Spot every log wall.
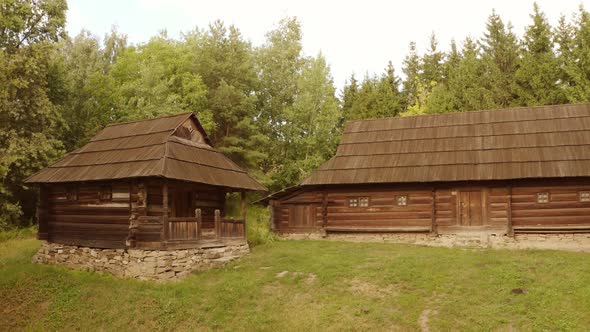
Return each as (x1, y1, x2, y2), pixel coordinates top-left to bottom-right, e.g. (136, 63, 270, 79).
(46, 181, 131, 248)
(271, 179, 590, 235)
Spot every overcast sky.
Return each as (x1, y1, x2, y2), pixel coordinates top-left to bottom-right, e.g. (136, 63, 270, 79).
(67, 0, 583, 90)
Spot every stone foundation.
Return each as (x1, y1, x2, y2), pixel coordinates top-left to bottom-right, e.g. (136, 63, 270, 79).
(279, 232, 590, 252)
(33, 241, 250, 281)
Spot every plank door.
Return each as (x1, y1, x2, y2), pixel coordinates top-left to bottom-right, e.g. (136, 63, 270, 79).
(458, 191, 483, 226)
(289, 205, 317, 228)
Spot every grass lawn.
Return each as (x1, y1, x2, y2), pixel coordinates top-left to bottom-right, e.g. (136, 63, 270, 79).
(2, 237, 590, 331)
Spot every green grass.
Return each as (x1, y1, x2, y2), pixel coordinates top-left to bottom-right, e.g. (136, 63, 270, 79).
(2, 236, 590, 331)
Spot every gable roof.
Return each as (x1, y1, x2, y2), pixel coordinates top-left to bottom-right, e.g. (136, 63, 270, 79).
(301, 103, 590, 185)
(26, 112, 267, 191)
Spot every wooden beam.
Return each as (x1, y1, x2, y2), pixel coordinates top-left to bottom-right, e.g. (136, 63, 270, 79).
(195, 208, 202, 240)
(507, 185, 514, 236)
(37, 185, 49, 240)
(322, 191, 328, 228)
(162, 180, 169, 243)
(269, 200, 275, 231)
(241, 191, 247, 239)
(430, 187, 436, 235)
(214, 209, 221, 239)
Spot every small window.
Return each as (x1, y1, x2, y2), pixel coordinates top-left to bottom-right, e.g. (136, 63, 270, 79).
(536, 192, 549, 204)
(66, 187, 78, 201)
(580, 191, 590, 202)
(348, 198, 358, 207)
(396, 195, 408, 206)
(99, 185, 112, 202)
(359, 197, 369, 207)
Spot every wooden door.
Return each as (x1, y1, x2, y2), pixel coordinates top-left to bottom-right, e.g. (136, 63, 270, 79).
(289, 205, 316, 228)
(458, 191, 483, 226)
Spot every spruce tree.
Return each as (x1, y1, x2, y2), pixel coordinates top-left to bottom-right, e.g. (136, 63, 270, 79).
(401, 41, 421, 110)
(513, 3, 565, 106)
(480, 10, 520, 107)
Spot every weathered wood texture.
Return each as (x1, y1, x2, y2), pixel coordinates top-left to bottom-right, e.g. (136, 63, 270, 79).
(511, 182, 590, 231)
(43, 179, 232, 249)
(46, 181, 131, 248)
(272, 179, 590, 235)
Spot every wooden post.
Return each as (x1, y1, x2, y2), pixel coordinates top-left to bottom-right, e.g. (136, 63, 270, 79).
(430, 188, 437, 235)
(240, 191, 247, 239)
(507, 185, 514, 236)
(214, 209, 221, 239)
(162, 180, 169, 244)
(268, 201, 275, 231)
(195, 208, 202, 240)
(37, 185, 49, 240)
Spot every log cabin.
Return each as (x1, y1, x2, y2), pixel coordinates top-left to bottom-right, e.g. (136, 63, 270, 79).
(25, 112, 266, 250)
(259, 104, 590, 240)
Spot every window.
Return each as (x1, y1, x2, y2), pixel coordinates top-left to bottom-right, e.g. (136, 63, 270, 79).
(359, 197, 369, 207)
(580, 191, 590, 202)
(66, 187, 78, 201)
(348, 198, 358, 207)
(396, 195, 408, 206)
(99, 185, 112, 202)
(536, 192, 549, 204)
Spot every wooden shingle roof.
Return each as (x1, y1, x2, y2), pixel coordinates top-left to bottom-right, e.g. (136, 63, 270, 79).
(302, 103, 590, 185)
(26, 112, 267, 191)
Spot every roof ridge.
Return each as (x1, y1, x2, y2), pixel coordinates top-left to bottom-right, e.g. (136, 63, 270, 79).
(105, 112, 193, 127)
(344, 103, 590, 126)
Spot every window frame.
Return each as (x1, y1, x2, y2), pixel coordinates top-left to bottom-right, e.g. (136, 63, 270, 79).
(579, 191, 590, 202)
(396, 195, 408, 206)
(348, 197, 359, 208)
(359, 196, 370, 207)
(99, 185, 112, 202)
(536, 192, 550, 204)
(66, 186, 78, 201)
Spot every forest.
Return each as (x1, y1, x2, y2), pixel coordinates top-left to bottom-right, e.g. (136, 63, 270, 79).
(1, 0, 590, 229)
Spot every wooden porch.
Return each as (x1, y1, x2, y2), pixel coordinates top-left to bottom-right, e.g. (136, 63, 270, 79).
(128, 180, 248, 250)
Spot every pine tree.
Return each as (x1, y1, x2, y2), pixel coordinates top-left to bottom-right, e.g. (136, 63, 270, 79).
(513, 3, 565, 106)
(401, 41, 421, 110)
(563, 6, 590, 102)
(480, 10, 520, 107)
(421, 32, 445, 90)
(555, 15, 575, 91)
(340, 74, 359, 124)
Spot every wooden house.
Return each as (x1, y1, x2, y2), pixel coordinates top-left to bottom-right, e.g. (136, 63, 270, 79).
(260, 104, 590, 237)
(26, 112, 266, 250)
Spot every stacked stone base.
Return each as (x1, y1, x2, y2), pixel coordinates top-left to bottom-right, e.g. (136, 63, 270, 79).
(280, 232, 590, 252)
(33, 241, 250, 281)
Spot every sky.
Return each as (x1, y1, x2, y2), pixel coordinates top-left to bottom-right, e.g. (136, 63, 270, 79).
(66, 0, 584, 90)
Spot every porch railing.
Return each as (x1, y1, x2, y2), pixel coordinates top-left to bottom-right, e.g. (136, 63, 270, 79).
(167, 209, 202, 241)
(214, 210, 246, 239)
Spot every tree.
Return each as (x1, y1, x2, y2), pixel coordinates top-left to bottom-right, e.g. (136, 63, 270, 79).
(255, 17, 306, 187)
(562, 6, 590, 103)
(110, 32, 208, 121)
(480, 10, 520, 107)
(274, 54, 341, 187)
(184, 21, 267, 170)
(421, 32, 445, 90)
(0, 0, 68, 228)
(57, 29, 125, 150)
(340, 74, 359, 125)
(401, 41, 420, 110)
(513, 3, 565, 106)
